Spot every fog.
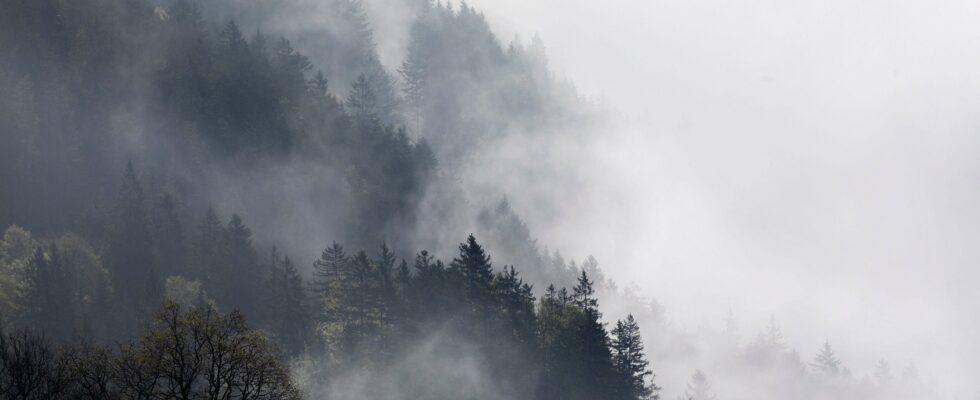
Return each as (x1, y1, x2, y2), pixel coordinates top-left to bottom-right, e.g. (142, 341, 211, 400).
(455, 0, 980, 396)
(1, 0, 975, 397)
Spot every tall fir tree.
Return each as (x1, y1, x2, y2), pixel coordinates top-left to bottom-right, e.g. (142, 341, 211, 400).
(810, 340, 842, 378)
(681, 369, 716, 400)
(612, 315, 658, 400)
(223, 214, 261, 315)
(449, 235, 495, 312)
(266, 247, 309, 355)
(105, 162, 154, 333)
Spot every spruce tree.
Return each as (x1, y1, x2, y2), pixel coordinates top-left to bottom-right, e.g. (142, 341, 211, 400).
(810, 340, 842, 377)
(346, 74, 379, 123)
(192, 207, 225, 288)
(450, 235, 495, 307)
(150, 193, 185, 278)
(573, 270, 598, 312)
(612, 315, 658, 400)
(310, 242, 347, 303)
(681, 369, 716, 400)
(266, 247, 309, 355)
(105, 162, 153, 330)
(223, 214, 261, 315)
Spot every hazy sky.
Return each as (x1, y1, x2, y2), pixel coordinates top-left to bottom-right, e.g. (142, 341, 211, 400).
(459, 0, 980, 394)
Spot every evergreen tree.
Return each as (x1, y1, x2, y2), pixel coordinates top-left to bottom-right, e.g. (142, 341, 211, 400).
(223, 213, 261, 314)
(612, 315, 658, 400)
(810, 340, 842, 378)
(310, 242, 347, 306)
(449, 235, 495, 311)
(149, 193, 185, 278)
(680, 369, 716, 400)
(573, 270, 598, 312)
(266, 247, 309, 355)
(577, 304, 616, 399)
(192, 207, 226, 289)
(346, 73, 379, 124)
(105, 162, 153, 305)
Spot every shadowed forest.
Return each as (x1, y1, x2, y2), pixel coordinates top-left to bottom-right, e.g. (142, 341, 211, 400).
(0, 0, 943, 399)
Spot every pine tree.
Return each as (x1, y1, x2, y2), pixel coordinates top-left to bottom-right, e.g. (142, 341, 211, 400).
(223, 214, 261, 315)
(449, 235, 495, 316)
(310, 242, 347, 303)
(150, 193, 185, 278)
(578, 305, 616, 399)
(612, 315, 658, 400)
(192, 207, 225, 288)
(375, 244, 398, 355)
(810, 340, 842, 377)
(572, 270, 598, 312)
(346, 73, 379, 124)
(680, 369, 716, 400)
(266, 247, 309, 355)
(105, 162, 153, 323)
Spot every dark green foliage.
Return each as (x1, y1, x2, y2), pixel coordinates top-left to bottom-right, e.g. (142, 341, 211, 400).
(265, 249, 310, 356)
(24, 246, 75, 341)
(105, 163, 154, 311)
(0, 0, 658, 398)
(150, 193, 186, 278)
(612, 315, 658, 400)
(223, 214, 262, 314)
(536, 271, 625, 400)
(450, 234, 496, 316)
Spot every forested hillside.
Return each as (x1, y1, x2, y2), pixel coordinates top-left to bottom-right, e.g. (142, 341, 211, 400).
(0, 0, 939, 399)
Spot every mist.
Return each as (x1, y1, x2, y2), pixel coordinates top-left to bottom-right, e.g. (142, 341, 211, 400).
(0, 0, 974, 398)
(461, 0, 980, 396)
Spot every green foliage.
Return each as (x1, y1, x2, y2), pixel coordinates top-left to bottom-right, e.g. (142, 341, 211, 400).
(265, 248, 309, 356)
(0, 226, 34, 324)
(612, 315, 658, 400)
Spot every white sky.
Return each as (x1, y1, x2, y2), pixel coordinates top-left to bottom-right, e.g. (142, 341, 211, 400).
(464, 0, 980, 395)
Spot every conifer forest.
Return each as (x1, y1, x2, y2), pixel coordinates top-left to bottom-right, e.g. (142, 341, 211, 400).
(0, 0, 971, 399)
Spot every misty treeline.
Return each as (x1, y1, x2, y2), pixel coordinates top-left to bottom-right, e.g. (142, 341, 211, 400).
(0, 0, 939, 399)
(0, 219, 656, 399)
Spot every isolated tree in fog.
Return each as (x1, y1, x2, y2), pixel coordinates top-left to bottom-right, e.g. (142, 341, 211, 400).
(681, 369, 716, 400)
(573, 270, 599, 312)
(810, 340, 842, 377)
(874, 359, 893, 386)
(612, 314, 658, 400)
